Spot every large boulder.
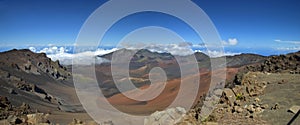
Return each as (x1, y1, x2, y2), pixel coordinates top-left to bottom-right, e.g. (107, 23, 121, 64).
(144, 107, 186, 125)
(222, 88, 236, 106)
(288, 105, 300, 114)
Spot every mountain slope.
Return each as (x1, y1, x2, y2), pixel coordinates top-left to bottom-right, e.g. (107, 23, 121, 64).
(0, 49, 81, 114)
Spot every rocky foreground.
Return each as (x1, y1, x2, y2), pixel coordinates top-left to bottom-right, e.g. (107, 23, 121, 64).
(145, 51, 300, 125)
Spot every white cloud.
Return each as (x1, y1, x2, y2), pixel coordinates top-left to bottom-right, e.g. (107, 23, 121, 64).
(119, 42, 194, 56)
(29, 47, 36, 52)
(222, 38, 238, 46)
(28, 46, 118, 65)
(275, 39, 300, 52)
(192, 43, 205, 48)
(276, 47, 300, 51)
(120, 43, 239, 57)
(274, 39, 300, 44)
(195, 50, 240, 57)
(274, 39, 281, 42)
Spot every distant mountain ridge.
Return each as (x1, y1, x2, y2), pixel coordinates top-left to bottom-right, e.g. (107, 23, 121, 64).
(99, 48, 266, 68)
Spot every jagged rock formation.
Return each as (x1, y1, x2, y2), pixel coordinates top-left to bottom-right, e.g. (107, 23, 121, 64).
(246, 51, 300, 73)
(228, 51, 300, 88)
(0, 96, 32, 120)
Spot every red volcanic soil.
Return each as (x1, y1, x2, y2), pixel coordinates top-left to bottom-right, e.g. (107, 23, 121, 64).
(106, 68, 239, 115)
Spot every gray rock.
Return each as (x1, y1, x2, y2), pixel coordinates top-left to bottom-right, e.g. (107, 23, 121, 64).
(255, 107, 263, 113)
(70, 118, 83, 125)
(234, 106, 243, 113)
(223, 88, 236, 106)
(213, 89, 223, 96)
(27, 113, 50, 124)
(247, 105, 255, 113)
(7, 115, 23, 124)
(144, 107, 186, 125)
(288, 105, 300, 114)
(254, 97, 260, 102)
(260, 104, 269, 109)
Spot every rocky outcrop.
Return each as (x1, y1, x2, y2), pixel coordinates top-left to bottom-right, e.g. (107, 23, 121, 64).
(144, 107, 187, 125)
(2, 113, 51, 125)
(0, 96, 52, 124)
(246, 51, 300, 73)
(183, 65, 300, 124)
(229, 51, 300, 88)
(0, 96, 32, 120)
(178, 72, 271, 124)
(26, 113, 51, 124)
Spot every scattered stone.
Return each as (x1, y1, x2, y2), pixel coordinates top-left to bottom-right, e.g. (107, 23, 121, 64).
(254, 97, 260, 103)
(288, 105, 300, 114)
(260, 104, 269, 109)
(70, 118, 84, 125)
(255, 107, 263, 113)
(253, 103, 260, 108)
(271, 103, 280, 110)
(234, 100, 242, 106)
(247, 105, 255, 113)
(234, 106, 243, 113)
(20, 102, 30, 111)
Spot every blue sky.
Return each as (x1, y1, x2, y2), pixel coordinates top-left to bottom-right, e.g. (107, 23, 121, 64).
(0, 0, 299, 55)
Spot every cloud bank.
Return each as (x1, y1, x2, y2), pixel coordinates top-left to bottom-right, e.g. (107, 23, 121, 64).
(275, 39, 300, 44)
(275, 39, 300, 52)
(119, 42, 194, 56)
(28, 43, 240, 65)
(29, 45, 118, 65)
